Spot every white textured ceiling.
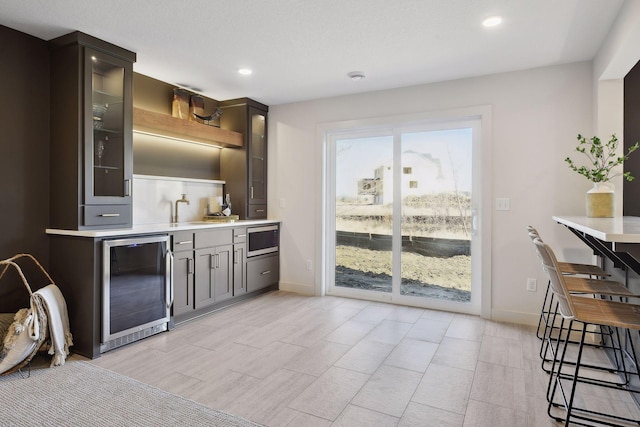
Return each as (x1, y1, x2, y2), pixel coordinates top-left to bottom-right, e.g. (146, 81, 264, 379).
(0, 0, 625, 105)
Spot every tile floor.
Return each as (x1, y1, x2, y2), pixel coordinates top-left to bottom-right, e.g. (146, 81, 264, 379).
(88, 291, 640, 426)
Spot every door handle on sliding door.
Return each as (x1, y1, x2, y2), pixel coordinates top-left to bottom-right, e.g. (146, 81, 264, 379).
(471, 208, 478, 236)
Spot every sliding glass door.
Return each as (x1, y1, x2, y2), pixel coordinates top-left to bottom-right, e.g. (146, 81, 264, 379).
(327, 119, 480, 313)
(399, 128, 472, 303)
(335, 134, 394, 295)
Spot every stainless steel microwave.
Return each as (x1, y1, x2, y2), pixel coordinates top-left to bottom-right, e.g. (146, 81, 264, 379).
(247, 225, 279, 257)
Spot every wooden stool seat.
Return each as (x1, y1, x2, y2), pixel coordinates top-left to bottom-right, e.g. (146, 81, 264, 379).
(564, 276, 636, 297)
(570, 294, 640, 330)
(557, 262, 608, 277)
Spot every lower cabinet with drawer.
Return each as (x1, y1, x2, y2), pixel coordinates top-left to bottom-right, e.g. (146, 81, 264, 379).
(233, 229, 248, 296)
(172, 231, 195, 317)
(247, 253, 279, 293)
(172, 225, 277, 323)
(195, 229, 234, 309)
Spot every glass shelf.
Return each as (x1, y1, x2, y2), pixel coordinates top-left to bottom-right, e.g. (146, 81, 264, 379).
(93, 89, 123, 105)
(93, 126, 120, 135)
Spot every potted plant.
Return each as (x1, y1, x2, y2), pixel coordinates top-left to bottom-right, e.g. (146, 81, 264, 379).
(565, 134, 639, 217)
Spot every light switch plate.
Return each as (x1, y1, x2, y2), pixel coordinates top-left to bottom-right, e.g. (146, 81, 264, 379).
(496, 198, 510, 211)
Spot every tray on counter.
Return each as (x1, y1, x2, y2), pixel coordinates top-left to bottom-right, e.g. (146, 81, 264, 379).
(202, 215, 240, 223)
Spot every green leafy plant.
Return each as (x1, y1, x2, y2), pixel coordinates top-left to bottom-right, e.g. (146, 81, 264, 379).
(565, 134, 639, 183)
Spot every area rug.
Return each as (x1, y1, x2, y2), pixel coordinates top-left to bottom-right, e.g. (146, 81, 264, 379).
(0, 359, 263, 426)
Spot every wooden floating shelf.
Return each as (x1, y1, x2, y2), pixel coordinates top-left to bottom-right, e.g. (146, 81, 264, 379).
(133, 107, 243, 148)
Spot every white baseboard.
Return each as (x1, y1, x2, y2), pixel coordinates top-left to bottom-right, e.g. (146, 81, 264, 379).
(278, 281, 316, 296)
(490, 309, 539, 326)
(276, 286, 542, 327)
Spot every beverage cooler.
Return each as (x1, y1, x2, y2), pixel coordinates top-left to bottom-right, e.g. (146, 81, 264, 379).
(101, 234, 172, 353)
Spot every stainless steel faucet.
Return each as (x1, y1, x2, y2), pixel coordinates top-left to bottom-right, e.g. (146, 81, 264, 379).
(173, 194, 190, 223)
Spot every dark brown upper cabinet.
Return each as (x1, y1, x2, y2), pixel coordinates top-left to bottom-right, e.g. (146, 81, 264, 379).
(220, 98, 269, 219)
(49, 32, 136, 229)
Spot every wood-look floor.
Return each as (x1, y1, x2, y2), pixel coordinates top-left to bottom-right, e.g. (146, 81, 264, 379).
(87, 291, 640, 426)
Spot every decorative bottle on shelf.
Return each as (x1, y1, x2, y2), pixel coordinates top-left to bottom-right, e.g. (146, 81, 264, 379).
(189, 94, 205, 123)
(221, 194, 232, 216)
(172, 88, 190, 120)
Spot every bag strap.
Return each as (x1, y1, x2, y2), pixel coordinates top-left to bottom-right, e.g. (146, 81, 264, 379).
(0, 253, 56, 293)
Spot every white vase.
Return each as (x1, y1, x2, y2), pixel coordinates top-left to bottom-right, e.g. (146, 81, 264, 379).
(586, 182, 614, 218)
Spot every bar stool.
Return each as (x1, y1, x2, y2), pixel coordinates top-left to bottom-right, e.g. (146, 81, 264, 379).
(534, 238, 640, 426)
(528, 229, 637, 372)
(527, 226, 608, 278)
(527, 226, 609, 341)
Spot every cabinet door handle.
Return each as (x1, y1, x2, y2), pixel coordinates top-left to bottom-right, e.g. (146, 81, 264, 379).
(209, 254, 220, 270)
(187, 258, 193, 275)
(250, 187, 254, 199)
(234, 250, 238, 264)
(255, 209, 265, 213)
(166, 249, 174, 309)
(235, 234, 246, 238)
(210, 254, 215, 269)
(175, 240, 193, 246)
(124, 179, 131, 197)
(99, 213, 120, 217)
(261, 270, 271, 275)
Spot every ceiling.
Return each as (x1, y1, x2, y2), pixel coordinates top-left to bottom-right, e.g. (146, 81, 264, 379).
(0, 0, 626, 106)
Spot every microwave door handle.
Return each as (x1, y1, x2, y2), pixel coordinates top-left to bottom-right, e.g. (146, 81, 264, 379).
(166, 249, 174, 309)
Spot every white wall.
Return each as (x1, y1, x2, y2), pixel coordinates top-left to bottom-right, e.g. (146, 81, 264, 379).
(593, 0, 640, 82)
(269, 61, 596, 324)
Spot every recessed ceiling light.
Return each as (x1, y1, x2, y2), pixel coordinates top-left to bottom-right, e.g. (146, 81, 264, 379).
(482, 16, 503, 27)
(347, 71, 366, 81)
(238, 68, 252, 75)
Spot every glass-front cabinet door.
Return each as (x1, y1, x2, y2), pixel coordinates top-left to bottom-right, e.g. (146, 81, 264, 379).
(50, 32, 135, 230)
(84, 47, 132, 205)
(249, 106, 267, 205)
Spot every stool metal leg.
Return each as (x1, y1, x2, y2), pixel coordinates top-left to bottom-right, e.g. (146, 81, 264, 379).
(547, 320, 640, 426)
(537, 279, 552, 340)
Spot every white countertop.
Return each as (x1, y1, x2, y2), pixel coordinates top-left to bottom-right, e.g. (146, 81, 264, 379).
(552, 216, 640, 243)
(46, 219, 280, 238)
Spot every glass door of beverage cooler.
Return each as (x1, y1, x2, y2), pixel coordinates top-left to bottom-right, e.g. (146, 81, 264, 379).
(84, 47, 132, 205)
(102, 235, 171, 351)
